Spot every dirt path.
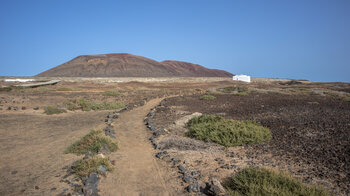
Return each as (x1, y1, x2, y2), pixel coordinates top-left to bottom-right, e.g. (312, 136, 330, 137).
(99, 98, 172, 196)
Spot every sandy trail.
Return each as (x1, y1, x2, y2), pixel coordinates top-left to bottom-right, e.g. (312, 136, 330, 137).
(99, 98, 172, 196)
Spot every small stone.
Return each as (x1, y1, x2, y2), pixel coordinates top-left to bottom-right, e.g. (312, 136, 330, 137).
(208, 177, 227, 196)
(7, 106, 11, 110)
(83, 151, 93, 159)
(11, 170, 17, 174)
(21, 106, 26, 110)
(98, 144, 111, 155)
(97, 165, 107, 175)
(13, 106, 18, 111)
(83, 172, 99, 196)
(178, 164, 187, 174)
(187, 181, 200, 192)
(105, 118, 112, 124)
(35, 186, 39, 190)
(33, 106, 39, 110)
(155, 151, 168, 159)
(153, 129, 166, 137)
(50, 187, 57, 191)
(215, 158, 225, 164)
(112, 113, 119, 119)
(183, 175, 194, 183)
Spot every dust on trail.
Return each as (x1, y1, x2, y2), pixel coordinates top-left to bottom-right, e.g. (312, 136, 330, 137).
(99, 98, 172, 196)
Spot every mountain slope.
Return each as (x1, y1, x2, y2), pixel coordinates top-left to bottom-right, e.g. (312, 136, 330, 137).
(36, 53, 233, 77)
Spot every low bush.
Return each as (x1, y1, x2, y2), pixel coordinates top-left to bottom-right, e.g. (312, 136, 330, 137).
(44, 106, 67, 115)
(221, 86, 248, 94)
(102, 90, 122, 97)
(56, 88, 81, 92)
(224, 167, 330, 196)
(200, 95, 216, 100)
(186, 115, 271, 147)
(65, 130, 118, 155)
(64, 99, 124, 111)
(344, 97, 350, 102)
(72, 156, 113, 177)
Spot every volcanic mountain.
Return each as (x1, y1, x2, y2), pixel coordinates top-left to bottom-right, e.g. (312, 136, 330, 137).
(36, 53, 233, 77)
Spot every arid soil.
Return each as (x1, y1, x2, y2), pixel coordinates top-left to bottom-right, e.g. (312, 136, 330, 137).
(150, 92, 350, 195)
(99, 98, 175, 196)
(0, 77, 349, 195)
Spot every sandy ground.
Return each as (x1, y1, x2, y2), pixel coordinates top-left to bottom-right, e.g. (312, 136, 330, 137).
(99, 98, 175, 196)
(0, 110, 107, 195)
(0, 77, 349, 195)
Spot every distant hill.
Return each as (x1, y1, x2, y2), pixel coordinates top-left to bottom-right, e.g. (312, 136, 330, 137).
(36, 53, 233, 77)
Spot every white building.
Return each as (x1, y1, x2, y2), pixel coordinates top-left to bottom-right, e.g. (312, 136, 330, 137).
(232, 75, 251, 83)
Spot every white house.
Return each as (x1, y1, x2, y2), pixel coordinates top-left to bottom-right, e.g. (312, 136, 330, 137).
(232, 75, 251, 83)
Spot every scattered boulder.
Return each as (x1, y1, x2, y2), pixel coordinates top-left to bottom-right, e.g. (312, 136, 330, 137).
(98, 144, 111, 155)
(104, 126, 116, 138)
(33, 106, 39, 110)
(7, 106, 11, 110)
(178, 164, 187, 174)
(173, 112, 202, 128)
(183, 174, 194, 183)
(187, 181, 200, 192)
(97, 165, 107, 176)
(153, 128, 166, 137)
(83, 152, 93, 160)
(207, 177, 228, 196)
(83, 172, 99, 196)
(21, 106, 26, 110)
(155, 151, 168, 159)
(13, 106, 18, 111)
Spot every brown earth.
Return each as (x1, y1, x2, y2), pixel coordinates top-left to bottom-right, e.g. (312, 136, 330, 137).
(0, 78, 349, 195)
(36, 53, 233, 77)
(150, 92, 350, 195)
(99, 98, 177, 196)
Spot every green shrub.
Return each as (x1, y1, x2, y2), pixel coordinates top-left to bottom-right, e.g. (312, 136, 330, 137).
(102, 90, 122, 97)
(222, 86, 248, 93)
(65, 130, 118, 155)
(186, 115, 271, 147)
(344, 97, 350, 102)
(224, 167, 330, 196)
(200, 95, 216, 100)
(56, 88, 81, 92)
(44, 106, 67, 115)
(235, 91, 249, 96)
(0, 87, 12, 92)
(64, 99, 124, 111)
(72, 156, 113, 177)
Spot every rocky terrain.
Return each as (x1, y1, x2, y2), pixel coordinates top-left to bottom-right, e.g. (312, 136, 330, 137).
(0, 77, 349, 195)
(36, 53, 233, 77)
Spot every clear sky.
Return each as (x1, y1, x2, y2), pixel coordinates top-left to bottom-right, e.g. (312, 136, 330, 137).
(0, 0, 349, 82)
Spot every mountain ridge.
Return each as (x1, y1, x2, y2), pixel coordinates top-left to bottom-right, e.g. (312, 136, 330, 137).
(36, 53, 233, 77)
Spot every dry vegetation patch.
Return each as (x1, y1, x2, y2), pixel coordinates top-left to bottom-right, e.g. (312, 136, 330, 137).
(224, 167, 330, 196)
(102, 90, 122, 97)
(65, 130, 118, 155)
(186, 115, 271, 147)
(43, 105, 67, 115)
(200, 95, 216, 100)
(72, 156, 113, 177)
(64, 99, 124, 111)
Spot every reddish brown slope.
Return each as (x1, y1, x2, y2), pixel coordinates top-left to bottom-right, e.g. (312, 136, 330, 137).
(160, 60, 233, 77)
(36, 53, 233, 77)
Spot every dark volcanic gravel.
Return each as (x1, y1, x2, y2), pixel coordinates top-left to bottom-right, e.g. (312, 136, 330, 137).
(159, 93, 350, 194)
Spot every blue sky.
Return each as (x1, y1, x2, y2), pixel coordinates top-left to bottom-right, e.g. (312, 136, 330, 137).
(0, 0, 349, 82)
